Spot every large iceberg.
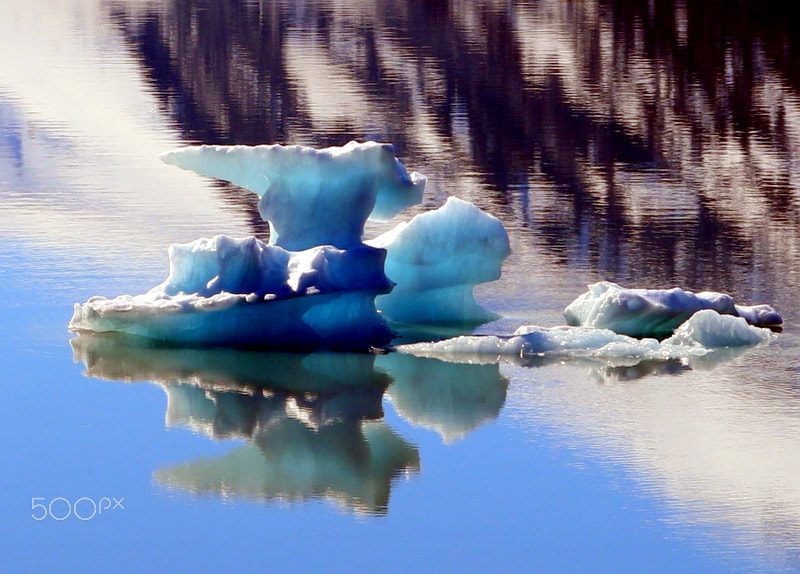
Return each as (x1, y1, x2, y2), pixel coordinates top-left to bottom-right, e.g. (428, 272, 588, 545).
(564, 281, 782, 339)
(70, 141, 515, 349)
(70, 141, 424, 349)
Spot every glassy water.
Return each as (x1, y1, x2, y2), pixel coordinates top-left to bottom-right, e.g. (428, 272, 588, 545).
(2, 0, 800, 572)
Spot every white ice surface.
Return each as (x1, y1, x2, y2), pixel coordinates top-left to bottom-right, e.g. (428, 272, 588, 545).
(564, 281, 782, 338)
(159, 141, 426, 250)
(369, 196, 511, 324)
(396, 310, 774, 363)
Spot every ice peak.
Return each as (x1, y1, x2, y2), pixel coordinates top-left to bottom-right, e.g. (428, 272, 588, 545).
(159, 141, 426, 250)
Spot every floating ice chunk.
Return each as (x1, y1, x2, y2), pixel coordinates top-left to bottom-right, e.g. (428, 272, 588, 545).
(564, 281, 782, 338)
(368, 197, 511, 325)
(69, 235, 393, 350)
(663, 309, 773, 349)
(159, 141, 426, 250)
(396, 310, 774, 363)
(733, 304, 784, 328)
(396, 326, 662, 362)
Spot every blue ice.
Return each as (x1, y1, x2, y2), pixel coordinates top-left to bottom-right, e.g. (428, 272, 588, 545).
(70, 141, 509, 350)
(70, 141, 781, 355)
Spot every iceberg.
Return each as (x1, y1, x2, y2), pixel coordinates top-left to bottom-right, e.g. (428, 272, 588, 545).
(369, 196, 511, 326)
(70, 141, 428, 350)
(69, 139, 781, 354)
(70, 140, 518, 349)
(396, 310, 775, 363)
(69, 235, 394, 350)
(564, 281, 782, 338)
(159, 141, 426, 251)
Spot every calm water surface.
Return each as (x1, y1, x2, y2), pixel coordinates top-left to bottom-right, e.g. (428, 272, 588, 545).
(2, 1, 800, 572)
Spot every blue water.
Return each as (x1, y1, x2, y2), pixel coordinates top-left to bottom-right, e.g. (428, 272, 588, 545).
(0, 241, 790, 573)
(3, 0, 800, 572)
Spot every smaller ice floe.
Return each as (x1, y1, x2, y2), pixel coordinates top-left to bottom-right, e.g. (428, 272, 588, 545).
(395, 310, 775, 363)
(564, 281, 782, 338)
(159, 141, 426, 251)
(368, 196, 511, 325)
(69, 235, 394, 350)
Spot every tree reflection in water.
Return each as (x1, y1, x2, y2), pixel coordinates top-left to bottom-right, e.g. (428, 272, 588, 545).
(109, 0, 800, 309)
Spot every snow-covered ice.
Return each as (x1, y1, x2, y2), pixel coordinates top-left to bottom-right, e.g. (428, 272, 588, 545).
(564, 281, 782, 338)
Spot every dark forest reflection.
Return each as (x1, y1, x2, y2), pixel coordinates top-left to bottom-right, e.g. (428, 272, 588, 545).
(109, 0, 800, 308)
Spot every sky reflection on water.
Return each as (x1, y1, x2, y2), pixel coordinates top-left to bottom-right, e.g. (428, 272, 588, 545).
(2, 0, 800, 572)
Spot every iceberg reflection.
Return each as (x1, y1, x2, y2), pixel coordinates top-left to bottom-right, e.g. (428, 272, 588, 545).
(156, 417, 418, 516)
(69, 326, 777, 524)
(377, 353, 509, 444)
(71, 331, 392, 395)
(70, 333, 512, 513)
(71, 333, 417, 515)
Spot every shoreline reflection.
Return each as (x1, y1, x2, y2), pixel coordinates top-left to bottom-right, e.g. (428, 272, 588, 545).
(501, 339, 800, 567)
